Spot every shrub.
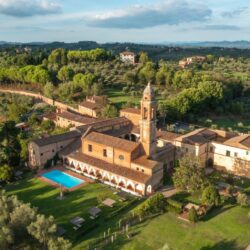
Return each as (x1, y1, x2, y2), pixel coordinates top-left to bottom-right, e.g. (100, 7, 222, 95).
(97, 193, 108, 204)
(237, 122, 244, 127)
(221, 195, 236, 204)
(211, 124, 218, 129)
(52, 153, 59, 165)
(225, 174, 235, 185)
(63, 189, 70, 196)
(188, 207, 198, 223)
(204, 119, 212, 127)
(44, 159, 53, 169)
(166, 204, 182, 214)
(135, 193, 166, 217)
(146, 193, 166, 213)
(236, 193, 249, 207)
(0, 165, 12, 182)
(166, 199, 183, 214)
(166, 199, 183, 210)
(201, 185, 221, 207)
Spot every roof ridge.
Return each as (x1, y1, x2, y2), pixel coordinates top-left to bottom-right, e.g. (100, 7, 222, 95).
(82, 126, 93, 138)
(237, 134, 250, 144)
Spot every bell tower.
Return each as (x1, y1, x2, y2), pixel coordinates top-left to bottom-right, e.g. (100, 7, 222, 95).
(139, 81, 157, 156)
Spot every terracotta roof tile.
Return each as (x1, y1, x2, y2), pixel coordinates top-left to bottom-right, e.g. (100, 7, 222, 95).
(79, 101, 103, 110)
(43, 112, 57, 121)
(175, 129, 217, 145)
(57, 111, 101, 125)
(131, 126, 140, 134)
(120, 51, 135, 56)
(132, 127, 179, 142)
(31, 117, 132, 148)
(84, 131, 139, 152)
(156, 131, 180, 141)
(120, 108, 141, 115)
(132, 155, 158, 169)
(223, 134, 250, 150)
(59, 138, 82, 157)
(32, 130, 81, 147)
(77, 117, 132, 134)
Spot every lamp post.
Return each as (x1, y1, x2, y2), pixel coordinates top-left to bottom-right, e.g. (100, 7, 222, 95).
(59, 184, 64, 200)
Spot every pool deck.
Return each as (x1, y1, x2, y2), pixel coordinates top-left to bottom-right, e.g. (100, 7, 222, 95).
(38, 167, 94, 191)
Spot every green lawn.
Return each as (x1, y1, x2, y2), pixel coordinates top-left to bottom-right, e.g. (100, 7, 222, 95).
(104, 87, 164, 110)
(198, 116, 250, 133)
(113, 205, 250, 250)
(5, 173, 140, 249)
(104, 88, 141, 109)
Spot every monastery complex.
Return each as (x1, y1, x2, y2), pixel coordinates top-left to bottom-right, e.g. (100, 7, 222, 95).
(29, 83, 250, 196)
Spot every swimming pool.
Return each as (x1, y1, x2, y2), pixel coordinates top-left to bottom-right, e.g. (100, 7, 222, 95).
(42, 170, 84, 189)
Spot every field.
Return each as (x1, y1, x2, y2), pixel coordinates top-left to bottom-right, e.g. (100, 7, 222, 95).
(115, 205, 250, 250)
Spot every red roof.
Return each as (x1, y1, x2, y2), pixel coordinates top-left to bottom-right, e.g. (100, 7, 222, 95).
(84, 131, 140, 152)
(79, 101, 103, 110)
(120, 108, 141, 115)
(120, 51, 135, 56)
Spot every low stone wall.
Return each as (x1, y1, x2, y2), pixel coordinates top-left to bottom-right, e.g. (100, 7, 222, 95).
(0, 88, 81, 115)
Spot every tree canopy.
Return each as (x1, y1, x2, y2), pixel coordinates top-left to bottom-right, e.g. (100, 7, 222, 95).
(201, 185, 221, 207)
(0, 121, 21, 167)
(173, 156, 209, 193)
(0, 191, 71, 250)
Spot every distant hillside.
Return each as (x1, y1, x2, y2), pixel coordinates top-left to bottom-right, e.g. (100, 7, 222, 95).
(1, 40, 250, 60)
(164, 41, 250, 48)
(2, 40, 250, 48)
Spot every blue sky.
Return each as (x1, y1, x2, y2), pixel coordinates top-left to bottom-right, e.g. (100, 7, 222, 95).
(0, 0, 249, 43)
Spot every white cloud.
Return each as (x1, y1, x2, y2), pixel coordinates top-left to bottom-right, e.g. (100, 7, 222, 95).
(0, 0, 61, 17)
(222, 7, 248, 18)
(86, 0, 212, 29)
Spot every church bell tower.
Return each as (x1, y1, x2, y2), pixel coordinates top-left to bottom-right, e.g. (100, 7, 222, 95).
(139, 81, 157, 156)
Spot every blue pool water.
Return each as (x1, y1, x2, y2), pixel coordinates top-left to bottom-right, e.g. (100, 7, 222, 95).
(42, 170, 84, 188)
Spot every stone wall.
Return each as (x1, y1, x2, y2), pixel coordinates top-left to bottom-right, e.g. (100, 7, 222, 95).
(0, 88, 82, 116)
